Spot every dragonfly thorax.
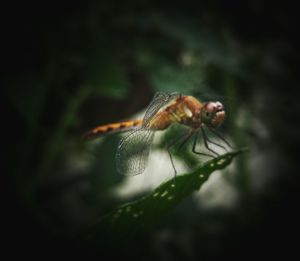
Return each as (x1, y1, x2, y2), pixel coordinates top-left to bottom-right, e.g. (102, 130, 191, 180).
(172, 95, 203, 128)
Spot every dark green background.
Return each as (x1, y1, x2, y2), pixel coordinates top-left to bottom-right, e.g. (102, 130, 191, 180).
(4, 1, 299, 259)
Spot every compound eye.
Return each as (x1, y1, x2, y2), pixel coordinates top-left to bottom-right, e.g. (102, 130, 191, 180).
(206, 101, 224, 112)
(205, 102, 216, 113)
(215, 101, 224, 110)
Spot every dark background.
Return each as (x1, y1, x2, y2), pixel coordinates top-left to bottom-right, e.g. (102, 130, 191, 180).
(4, 1, 299, 260)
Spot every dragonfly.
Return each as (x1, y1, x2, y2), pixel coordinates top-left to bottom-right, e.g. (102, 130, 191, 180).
(84, 92, 232, 178)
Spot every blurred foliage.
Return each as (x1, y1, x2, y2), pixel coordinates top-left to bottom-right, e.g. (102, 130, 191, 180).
(4, 0, 299, 259)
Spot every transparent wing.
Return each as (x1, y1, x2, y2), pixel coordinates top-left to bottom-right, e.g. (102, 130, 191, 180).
(116, 91, 180, 176)
(116, 127, 155, 176)
(143, 91, 180, 126)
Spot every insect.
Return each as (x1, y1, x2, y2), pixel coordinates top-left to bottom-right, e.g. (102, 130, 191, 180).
(84, 92, 232, 177)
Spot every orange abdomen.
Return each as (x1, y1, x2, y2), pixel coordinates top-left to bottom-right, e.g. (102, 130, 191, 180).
(84, 119, 143, 139)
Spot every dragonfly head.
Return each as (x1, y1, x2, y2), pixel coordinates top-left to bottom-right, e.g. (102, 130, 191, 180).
(201, 101, 225, 128)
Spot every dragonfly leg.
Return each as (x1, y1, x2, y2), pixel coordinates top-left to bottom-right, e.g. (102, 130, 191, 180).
(167, 150, 177, 183)
(192, 132, 215, 158)
(177, 130, 194, 152)
(203, 128, 228, 152)
(207, 127, 234, 149)
(167, 130, 194, 182)
(200, 127, 220, 157)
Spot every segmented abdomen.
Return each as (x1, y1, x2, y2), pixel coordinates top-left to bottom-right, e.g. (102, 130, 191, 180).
(84, 119, 143, 139)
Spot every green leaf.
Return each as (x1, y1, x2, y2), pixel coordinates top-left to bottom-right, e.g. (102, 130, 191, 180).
(83, 149, 247, 240)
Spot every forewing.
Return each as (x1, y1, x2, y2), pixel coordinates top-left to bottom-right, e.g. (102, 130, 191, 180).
(116, 92, 180, 176)
(116, 127, 155, 176)
(143, 92, 179, 127)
